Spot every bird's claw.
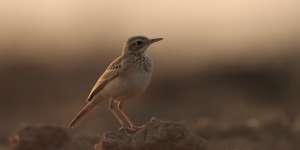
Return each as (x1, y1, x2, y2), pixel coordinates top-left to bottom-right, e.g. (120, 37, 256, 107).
(118, 125, 145, 133)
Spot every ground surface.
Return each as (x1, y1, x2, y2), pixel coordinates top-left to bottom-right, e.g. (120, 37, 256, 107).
(8, 117, 300, 150)
(1, 54, 300, 150)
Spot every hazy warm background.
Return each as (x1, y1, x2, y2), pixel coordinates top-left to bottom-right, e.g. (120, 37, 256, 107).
(1, 0, 300, 149)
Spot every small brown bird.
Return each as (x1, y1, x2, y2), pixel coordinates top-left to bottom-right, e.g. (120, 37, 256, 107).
(68, 36, 163, 131)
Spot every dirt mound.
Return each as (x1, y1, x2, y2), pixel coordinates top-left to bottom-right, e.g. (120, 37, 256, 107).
(9, 125, 98, 150)
(9, 119, 206, 150)
(96, 118, 207, 150)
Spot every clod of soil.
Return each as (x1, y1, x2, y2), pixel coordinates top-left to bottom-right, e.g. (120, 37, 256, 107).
(96, 118, 207, 150)
(9, 125, 98, 150)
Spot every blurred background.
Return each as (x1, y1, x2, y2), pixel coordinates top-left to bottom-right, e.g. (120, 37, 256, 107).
(1, 0, 300, 148)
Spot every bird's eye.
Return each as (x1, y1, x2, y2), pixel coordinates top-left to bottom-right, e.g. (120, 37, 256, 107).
(136, 41, 143, 45)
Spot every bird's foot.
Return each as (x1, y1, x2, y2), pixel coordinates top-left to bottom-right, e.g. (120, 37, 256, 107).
(118, 126, 128, 132)
(132, 124, 146, 131)
(118, 125, 145, 133)
(127, 125, 146, 133)
(118, 126, 136, 133)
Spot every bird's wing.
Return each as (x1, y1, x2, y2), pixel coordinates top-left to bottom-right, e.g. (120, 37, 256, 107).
(85, 56, 124, 102)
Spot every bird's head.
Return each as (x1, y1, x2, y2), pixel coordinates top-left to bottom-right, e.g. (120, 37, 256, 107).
(123, 36, 163, 55)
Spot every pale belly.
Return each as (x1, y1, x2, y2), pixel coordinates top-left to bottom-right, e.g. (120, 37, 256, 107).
(100, 69, 152, 100)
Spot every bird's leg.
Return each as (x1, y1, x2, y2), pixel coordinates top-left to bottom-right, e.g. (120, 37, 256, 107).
(116, 101, 145, 132)
(116, 101, 134, 129)
(108, 99, 129, 129)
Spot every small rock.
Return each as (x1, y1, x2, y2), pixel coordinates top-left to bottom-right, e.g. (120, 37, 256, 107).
(9, 125, 71, 150)
(9, 125, 98, 150)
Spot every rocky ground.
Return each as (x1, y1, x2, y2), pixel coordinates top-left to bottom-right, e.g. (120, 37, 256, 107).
(1, 54, 300, 150)
(7, 117, 300, 150)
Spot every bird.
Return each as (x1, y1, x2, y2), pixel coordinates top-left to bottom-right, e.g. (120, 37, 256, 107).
(68, 36, 163, 132)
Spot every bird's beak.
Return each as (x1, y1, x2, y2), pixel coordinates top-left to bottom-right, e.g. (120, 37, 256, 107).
(150, 38, 163, 44)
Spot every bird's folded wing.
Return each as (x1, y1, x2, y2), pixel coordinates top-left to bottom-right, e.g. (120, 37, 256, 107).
(86, 56, 123, 102)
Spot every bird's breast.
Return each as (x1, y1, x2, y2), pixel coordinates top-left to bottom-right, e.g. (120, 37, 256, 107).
(100, 55, 153, 99)
(122, 67, 152, 95)
(101, 66, 153, 100)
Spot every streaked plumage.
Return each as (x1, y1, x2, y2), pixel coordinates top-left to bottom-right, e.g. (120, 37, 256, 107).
(68, 36, 162, 131)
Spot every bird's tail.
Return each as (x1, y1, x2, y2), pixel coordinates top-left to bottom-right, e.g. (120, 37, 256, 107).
(68, 100, 99, 128)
